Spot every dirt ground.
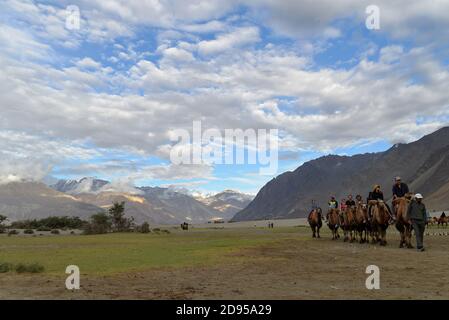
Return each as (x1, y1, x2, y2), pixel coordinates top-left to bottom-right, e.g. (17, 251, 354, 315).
(1, 228, 448, 300)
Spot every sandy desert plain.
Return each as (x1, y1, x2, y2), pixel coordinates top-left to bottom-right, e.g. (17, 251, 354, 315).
(1, 218, 449, 300)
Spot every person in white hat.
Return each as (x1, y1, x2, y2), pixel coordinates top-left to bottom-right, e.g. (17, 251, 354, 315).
(407, 193, 427, 251)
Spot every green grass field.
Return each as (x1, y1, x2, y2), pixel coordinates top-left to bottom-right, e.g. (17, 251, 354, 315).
(0, 227, 303, 276)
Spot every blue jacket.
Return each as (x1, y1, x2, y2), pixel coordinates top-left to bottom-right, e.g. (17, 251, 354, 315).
(392, 182, 409, 198)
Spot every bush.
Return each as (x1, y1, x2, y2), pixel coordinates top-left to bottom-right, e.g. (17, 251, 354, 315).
(10, 216, 87, 230)
(83, 212, 111, 235)
(50, 229, 60, 234)
(0, 263, 13, 273)
(24, 229, 34, 234)
(8, 230, 19, 236)
(0, 215, 7, 233)
(140, 222, 151, 233)
(15, 263, 45, 273)
(36, 227, 51, 232)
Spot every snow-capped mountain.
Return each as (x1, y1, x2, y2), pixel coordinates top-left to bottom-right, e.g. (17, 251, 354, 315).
(195, 190, 254, 220)
(49, 179, 227, 224)
(51, 177, 109, 194)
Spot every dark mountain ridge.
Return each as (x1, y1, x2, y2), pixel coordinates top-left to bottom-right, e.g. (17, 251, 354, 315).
(232, 127, 449, 221)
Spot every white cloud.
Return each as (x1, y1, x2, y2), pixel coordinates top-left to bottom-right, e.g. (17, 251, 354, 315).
(1, 0, 449, 190)
(75, 57, 102, 69)
(197, 26, 260, 55)
(162, 47, 195, 62)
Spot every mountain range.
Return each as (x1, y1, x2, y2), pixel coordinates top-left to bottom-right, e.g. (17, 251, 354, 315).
(0, 178, 253, 224)
(232, 126, 449, 221)
(195, 190, 254, 220)
(49, 179, 253, 224)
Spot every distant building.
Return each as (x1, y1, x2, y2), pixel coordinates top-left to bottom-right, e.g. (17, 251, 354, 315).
(209, 217, 225, 224)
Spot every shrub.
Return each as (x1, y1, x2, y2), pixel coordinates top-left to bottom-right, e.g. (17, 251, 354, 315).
(83, 212, 111, 235)
(0, 215, 7, 234)
(10, 216, 88, 230)
(0, 263, 13, 273)
(50, 229, 60, 234)
(140, 222, 151, 233)
(36, 227, 51, 232)
(8, 230, 19, 236)
(15, 263, 45, 273)
(24, 229, 34, 234)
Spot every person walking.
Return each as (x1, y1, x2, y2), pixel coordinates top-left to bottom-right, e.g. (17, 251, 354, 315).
(407, 193, 427, 252)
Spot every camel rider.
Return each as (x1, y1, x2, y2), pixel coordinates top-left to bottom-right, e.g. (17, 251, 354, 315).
(311, 200, 318, 211)
(392, 176, 409, 199)
(326, 196, 338, 221)
(355, 194, 363, 205)
(368, 185, 384, 202)
(368, 185, 395, 224)
(328, 196, 338, 209)
(308, 200, 319, 220)
(367, 185, 382, 218)
(345, 194, 356, 207)
(392, 176, 410, 218)
(340, 198, 347, 212)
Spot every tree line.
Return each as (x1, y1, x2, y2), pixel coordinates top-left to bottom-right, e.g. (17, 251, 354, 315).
(0, 202, 150, 235)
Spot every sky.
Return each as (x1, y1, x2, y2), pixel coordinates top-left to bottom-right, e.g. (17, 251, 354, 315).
(1, 0, 449, 194)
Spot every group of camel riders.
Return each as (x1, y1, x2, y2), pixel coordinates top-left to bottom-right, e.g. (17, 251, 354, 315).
(308, 176, 431, 251)
(322, 176, 418, 224)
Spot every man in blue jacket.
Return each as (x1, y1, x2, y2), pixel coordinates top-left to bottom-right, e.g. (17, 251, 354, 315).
(407, 193, 427, 251)
(392, 176, 409, 198)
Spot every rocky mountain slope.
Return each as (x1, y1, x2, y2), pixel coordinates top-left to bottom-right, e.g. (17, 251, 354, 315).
(51, 179, 226, 224)
(232, 127, 449, 221)
(0, 182, 101, 221)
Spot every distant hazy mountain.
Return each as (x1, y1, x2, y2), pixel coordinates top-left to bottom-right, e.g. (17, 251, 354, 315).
(232, 127, 449, 221)
(50, 180, 226, 224)
(0, 182, 102, 222)
(138, 187, 224, 224)
(196, 190, 254, 220)
(73, 191, 171, 224)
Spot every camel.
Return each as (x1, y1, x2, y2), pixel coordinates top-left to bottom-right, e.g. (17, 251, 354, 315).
(181, 222, 189, 230)
(308, 208, 323, 238)
(427, 217, 438, 227)
(340, 206, 357, 242)
(355, 202, 369, 243)
(394, 194, 414, 248)
(369, 200, 390, 246)
(438, 216, 449, 228)
(326, 208, 340, 240)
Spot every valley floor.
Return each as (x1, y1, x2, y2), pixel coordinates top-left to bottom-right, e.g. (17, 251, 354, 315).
(1, 225, 449, 299)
